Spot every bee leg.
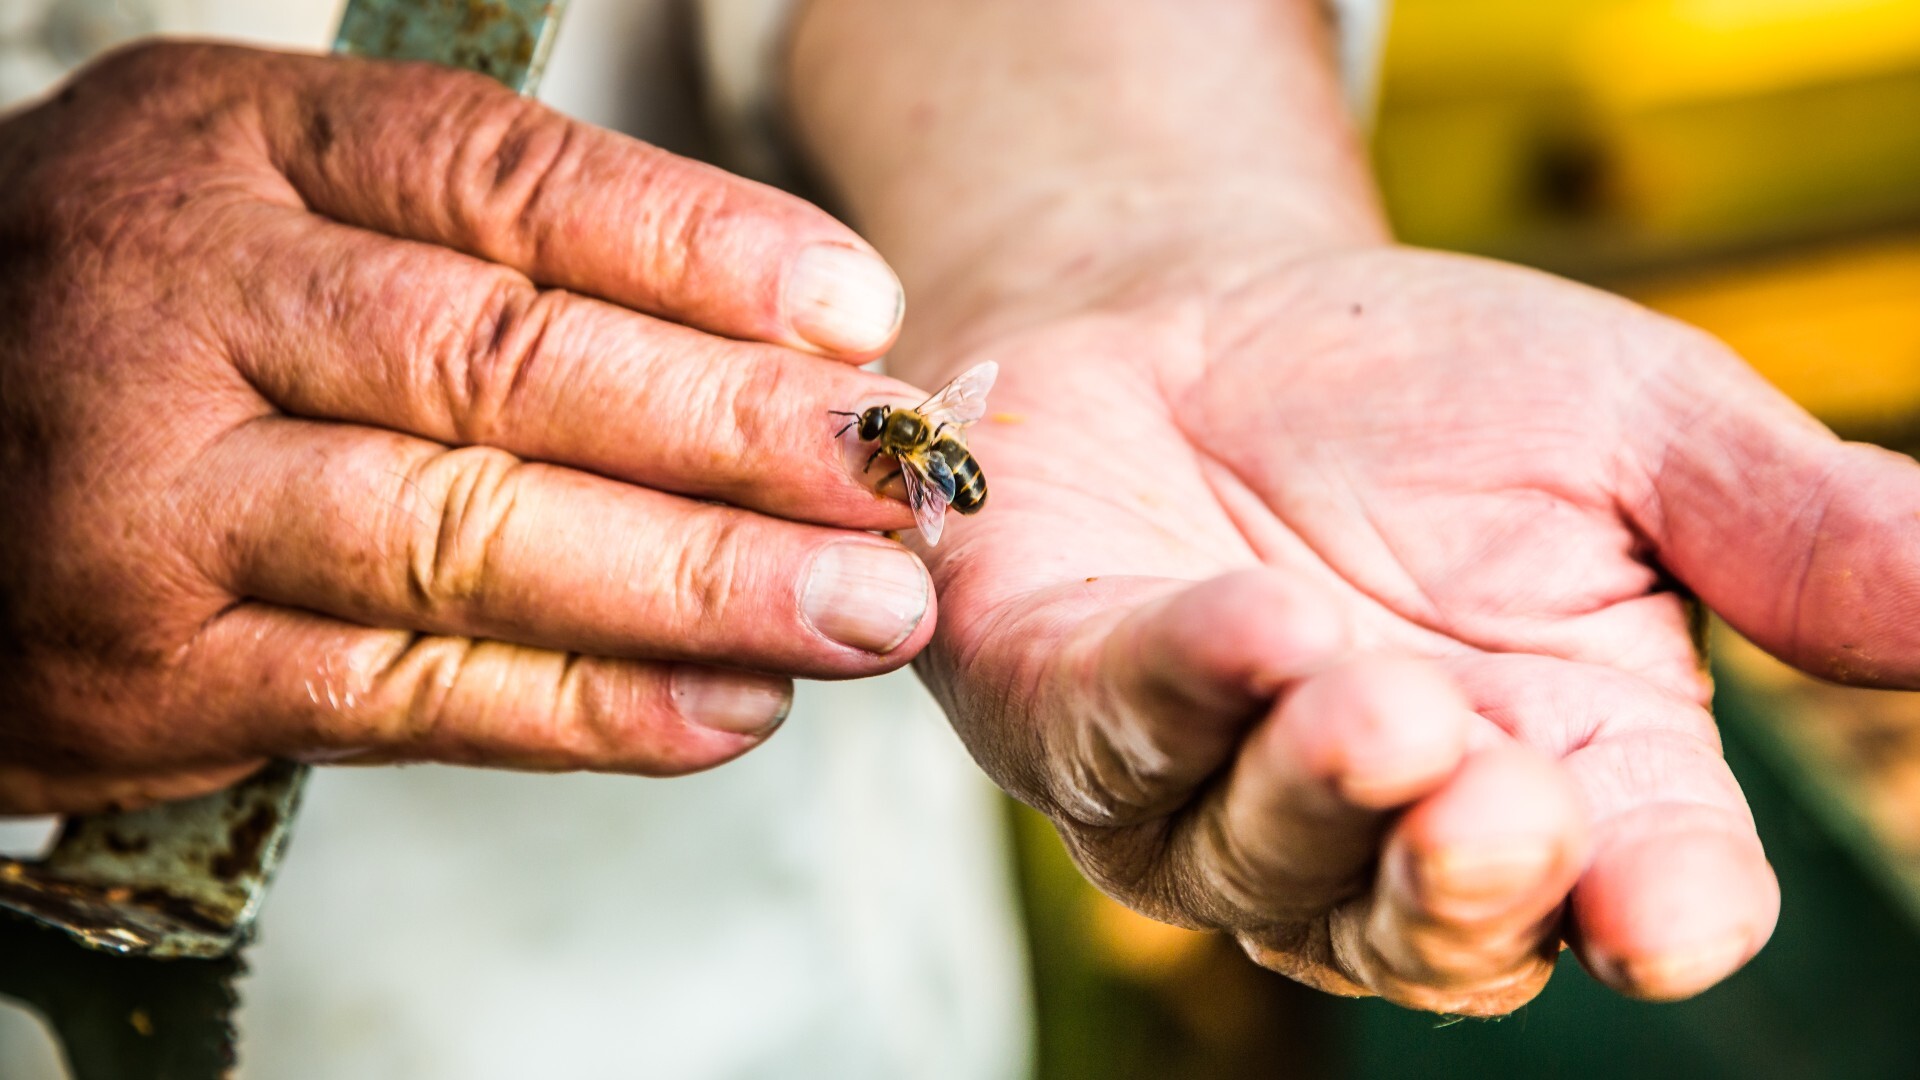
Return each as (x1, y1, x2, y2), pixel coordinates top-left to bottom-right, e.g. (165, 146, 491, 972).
(864, 447, 886, 473)
(877, 468, 904, 493)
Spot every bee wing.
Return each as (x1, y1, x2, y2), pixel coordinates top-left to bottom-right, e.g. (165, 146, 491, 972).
(897, 454, 953, 547)
(916, 360, 999, 433)
(924, 450, 959, 500)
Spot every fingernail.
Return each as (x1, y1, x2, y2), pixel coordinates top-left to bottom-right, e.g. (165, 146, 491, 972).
(802, 542, 930, 653)
(1615, 934, 1754, 1000)
(1416, 838, 1557, 907)
(785, 243, 905, 354)
(671, 667, 793, 736)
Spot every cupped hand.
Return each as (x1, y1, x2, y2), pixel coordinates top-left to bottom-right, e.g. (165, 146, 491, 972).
(904, 243, 1920, 1013)
(0, 42, 933, 813)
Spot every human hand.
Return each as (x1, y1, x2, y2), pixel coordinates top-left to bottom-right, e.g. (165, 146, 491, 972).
(0, 42, 933, 814)
(897, 239, 1920, 1014)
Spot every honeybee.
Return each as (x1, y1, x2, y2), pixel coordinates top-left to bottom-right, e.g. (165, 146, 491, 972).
(831, 361, 997, 546)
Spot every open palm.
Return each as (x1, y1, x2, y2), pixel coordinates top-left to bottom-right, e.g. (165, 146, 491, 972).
(904, 245, 1920, 1014)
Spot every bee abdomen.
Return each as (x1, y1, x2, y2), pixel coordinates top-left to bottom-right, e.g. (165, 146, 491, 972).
(946, 449, 988, 514)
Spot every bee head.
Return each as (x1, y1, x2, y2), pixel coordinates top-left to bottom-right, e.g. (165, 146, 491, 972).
(858, 406, 890, 441)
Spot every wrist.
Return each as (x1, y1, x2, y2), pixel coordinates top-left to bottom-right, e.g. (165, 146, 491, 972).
(785, 0, 1391, 366)
(885, 175, 1389, 366)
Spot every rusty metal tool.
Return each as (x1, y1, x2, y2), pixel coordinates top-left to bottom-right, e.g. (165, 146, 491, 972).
(0, 762, 309, 963)
(333, 0, 569, 92)
(0, 2, 569, 1076)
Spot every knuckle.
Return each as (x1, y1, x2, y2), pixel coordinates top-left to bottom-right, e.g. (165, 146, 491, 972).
(673, 353, 790, 487)
(434, 276, 556, 442)
(394, 635, 472, 752)
(719, 358, 785, 460)
(1047, 636, 1184, 830)
(338, 631, 471, 754)
(659, 512, 756, 635)
(442, 86, 577, 257)
(302, 632, 404, 741)
(1053, 768, 1129, 829)
(402, 446, 527, 617)
(1196, 817, 1286, 916)
(632, 159, 740, 303)
(1187, 802, 1357, 924)
(1357, 894, 1562, 1010)
(1054, 716, 1182, 829)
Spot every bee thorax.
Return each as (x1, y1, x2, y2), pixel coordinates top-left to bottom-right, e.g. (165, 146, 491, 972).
(883, 409, 931, 449)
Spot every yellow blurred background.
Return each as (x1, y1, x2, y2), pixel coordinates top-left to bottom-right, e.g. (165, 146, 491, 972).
(1377, 0, 1920, 442)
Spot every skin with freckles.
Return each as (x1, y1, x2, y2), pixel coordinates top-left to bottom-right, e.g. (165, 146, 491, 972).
(789, 0, 1920, 1014)
(0, 41, 938, 814)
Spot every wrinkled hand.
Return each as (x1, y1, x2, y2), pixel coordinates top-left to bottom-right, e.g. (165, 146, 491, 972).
(906, 243, 1920, 1013)
(0, 43, 933, 814)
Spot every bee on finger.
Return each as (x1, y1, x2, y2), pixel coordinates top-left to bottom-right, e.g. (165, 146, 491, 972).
(831, 361, 997, 547)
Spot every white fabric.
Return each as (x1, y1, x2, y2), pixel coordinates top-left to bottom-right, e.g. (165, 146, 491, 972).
(0, 2, 1030, 1078)
(1332, 0, 1392, 117)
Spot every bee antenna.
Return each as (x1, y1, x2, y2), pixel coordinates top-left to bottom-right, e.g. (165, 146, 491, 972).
(826, 410, 861, 418)
(834, 420, 859, 438)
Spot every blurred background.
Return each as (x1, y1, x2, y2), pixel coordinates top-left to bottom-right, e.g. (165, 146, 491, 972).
(1014, 1, 1920, 1077)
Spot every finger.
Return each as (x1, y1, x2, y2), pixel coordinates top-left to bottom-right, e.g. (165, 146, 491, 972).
(1451, 653, 1777, 1001)
(1172, 656, 1477, 927)
(216, 204, 918, 529)
(0, 761, 268, 816)
(1567, 727, 1776, 1000)
(1570, 807, 1776, 1001)
(194, 419, 935, 673)
(1329, 743, 1589, 1015)
(170, 604, 795, 774)
(1629, 338, 1920, 687)
(1011, 568, 1354, 828)
(218, 44, 904, 356)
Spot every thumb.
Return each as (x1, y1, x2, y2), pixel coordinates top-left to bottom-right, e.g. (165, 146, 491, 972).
(1630, 338, 1920, 686)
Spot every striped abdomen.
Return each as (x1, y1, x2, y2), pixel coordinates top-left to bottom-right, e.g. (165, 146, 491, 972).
(933, 436, 987, 514)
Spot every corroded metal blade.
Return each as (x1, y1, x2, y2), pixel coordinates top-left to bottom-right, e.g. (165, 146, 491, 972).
(0, 762, 308, 960)
(334, 0, 571, 95)
(0, 905, 246, 1080)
